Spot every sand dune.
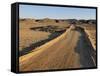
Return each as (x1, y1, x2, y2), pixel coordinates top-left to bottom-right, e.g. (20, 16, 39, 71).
(19, 26, 96, 72)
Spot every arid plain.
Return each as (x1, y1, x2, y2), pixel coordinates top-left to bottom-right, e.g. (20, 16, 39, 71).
(19, 18, 96, 71)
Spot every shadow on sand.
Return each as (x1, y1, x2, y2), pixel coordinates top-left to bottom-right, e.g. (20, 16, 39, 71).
(19, 31, 65, 57)
(75, 27, 96, 68)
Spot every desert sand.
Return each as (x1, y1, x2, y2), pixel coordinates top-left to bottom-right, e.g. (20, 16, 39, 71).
(19, 25, 96, 71)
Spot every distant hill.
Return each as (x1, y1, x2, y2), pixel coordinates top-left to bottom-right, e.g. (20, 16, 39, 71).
(19, 18, 96, 27)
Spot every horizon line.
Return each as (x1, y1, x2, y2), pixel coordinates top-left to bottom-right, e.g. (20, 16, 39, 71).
(19, 17, 96, 20)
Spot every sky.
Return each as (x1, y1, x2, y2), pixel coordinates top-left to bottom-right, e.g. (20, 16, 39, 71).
(19, 4, 96, 20)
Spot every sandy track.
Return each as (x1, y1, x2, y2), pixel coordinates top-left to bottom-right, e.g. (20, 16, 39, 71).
(19, 26, 95, 72)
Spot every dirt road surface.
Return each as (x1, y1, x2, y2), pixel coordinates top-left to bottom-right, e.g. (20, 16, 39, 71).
(19, 26, 96, 72)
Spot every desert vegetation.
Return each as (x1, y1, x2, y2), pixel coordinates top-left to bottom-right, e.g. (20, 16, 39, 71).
(19, 18, 70, 54)
(19, 18, 96, 71)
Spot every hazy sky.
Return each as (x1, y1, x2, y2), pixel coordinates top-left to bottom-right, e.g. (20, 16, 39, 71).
(19, 4, 96, 20)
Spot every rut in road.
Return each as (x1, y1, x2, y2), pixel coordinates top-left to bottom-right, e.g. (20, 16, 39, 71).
(19, 27, 96, 72)
(75, 27, 95, 68)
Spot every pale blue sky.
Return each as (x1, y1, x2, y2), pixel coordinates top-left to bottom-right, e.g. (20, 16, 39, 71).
(19, 4, 96, 20)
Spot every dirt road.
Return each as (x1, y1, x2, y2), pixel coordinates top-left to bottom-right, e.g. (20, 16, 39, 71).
(19, 26, 96, 72)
